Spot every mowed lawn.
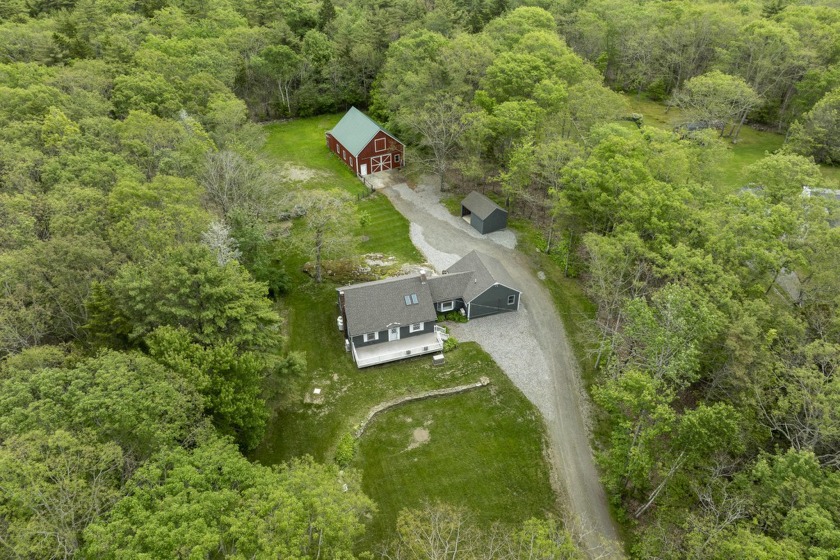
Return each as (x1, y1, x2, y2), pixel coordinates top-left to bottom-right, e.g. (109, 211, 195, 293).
(252, 116, 558, 548)
(623, 94, 839, 190)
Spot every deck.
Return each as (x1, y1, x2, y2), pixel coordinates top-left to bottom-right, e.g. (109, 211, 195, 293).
(353, 331, 444, 368)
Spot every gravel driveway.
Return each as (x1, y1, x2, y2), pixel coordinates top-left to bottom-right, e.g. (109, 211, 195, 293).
(376, 173, 622, 558)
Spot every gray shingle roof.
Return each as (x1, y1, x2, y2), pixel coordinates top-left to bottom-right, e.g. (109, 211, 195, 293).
(338, 275, 437, 337)
(328, 107, 399, 157)
(445, 250, 521, 302)
(461, 191, 505, 220)
(427, 271, 472, 302)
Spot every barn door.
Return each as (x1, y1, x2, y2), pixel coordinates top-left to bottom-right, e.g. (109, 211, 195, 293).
(360, 163, 368, 175)
(370, 154, 391, 173)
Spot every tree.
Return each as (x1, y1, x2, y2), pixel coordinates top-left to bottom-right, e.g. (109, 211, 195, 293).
(674, 71, 761, 139)
(787, 88, 840, 164)
(0, 235, 115, 353)
(396, 98, 471, 190)
(200, 149, 280, 221)
(0, 430, 124, 559)
(86, 244, 280, 352)
(295, 190, 356, 283)
(746, 152, 823, 203)
(0, 350, 204, 463)
(82, 437, 374, 559)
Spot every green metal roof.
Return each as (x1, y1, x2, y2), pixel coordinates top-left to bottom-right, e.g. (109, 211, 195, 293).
(329, 107, 392, 157)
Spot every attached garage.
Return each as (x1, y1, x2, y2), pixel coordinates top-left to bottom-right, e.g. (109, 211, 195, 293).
(460, 191, 508, 234)
(443, 250, 521, 320)
(325, 107, 405, 176)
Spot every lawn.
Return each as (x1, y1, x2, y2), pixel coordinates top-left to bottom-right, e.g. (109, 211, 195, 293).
(252, 116, 558, 550)
(623, 93, 839, 189)
(355, 349, 558, 545)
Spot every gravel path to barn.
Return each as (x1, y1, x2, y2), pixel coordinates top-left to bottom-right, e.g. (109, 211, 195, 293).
(372, 172, 622, 558)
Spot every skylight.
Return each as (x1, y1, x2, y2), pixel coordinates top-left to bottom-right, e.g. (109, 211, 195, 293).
(411, 293, 418, 304)
(404, 293, 419, 306)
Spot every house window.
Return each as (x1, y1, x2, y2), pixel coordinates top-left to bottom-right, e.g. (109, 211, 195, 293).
(409, 322, 424, 333)
(440, 301, 454, 312)
(507, 295, 516, 305)
(394, 153, 401, 163)
(363, 332, 379, 342)
(374, 138, 386, 152)
(350, 157, 354, 166)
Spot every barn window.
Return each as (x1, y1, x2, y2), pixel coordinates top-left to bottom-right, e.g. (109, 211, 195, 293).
(394, 154, 401, 163)
(363, 332, 379, 342)
(374, 138, 386, 152)
(409, 322, 424, 333)
(440, 301, 454, 312)
(507, 295, 516, 305)
(350, 157, 354, 166)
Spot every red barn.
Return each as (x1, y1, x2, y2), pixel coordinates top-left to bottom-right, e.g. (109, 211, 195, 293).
(326, 107, 405, 176)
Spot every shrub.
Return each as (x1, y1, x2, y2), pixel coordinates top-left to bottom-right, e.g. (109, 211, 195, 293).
(334, 432, 357, 467)
(443, 336, 459, 352)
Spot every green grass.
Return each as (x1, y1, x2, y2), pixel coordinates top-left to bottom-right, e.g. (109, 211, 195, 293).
(263, 115, 421, 262)
(355, 347, 558, 545)
(623, 93, 838, 189)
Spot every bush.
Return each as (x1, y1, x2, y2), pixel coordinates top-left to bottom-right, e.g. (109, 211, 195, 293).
(334, 432, 357, 467)
(443, 336, 459, 352)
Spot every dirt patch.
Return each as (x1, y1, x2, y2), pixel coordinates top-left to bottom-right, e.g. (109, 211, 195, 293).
(406, 427, 430, 451)
(282, 164, 322, 183)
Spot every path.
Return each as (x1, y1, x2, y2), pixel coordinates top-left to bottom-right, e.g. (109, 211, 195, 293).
(373, 172, 622, 558)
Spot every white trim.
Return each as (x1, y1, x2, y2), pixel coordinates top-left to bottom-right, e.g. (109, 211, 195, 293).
(363, 332, 379, 343)
(374, 137, 386, 152)
(409, 322, 424, 333)
(439, 300, 454, 312)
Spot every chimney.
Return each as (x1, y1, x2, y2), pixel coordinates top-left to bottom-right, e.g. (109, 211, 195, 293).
(420, 269, 427, 284)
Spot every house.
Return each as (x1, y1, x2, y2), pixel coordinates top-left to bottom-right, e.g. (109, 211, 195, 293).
(460, 191, 508, 234)
(326, 107, 405, 176)
(337, 251, 521, 368)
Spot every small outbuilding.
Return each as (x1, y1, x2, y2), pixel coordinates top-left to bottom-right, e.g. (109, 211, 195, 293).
(460, 191, 508, 234)
(326, 107, 405, 176)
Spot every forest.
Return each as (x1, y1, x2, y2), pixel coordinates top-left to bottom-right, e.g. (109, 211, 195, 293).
(1, 0, 839, 558)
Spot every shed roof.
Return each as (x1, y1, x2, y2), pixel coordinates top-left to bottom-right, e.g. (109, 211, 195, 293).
(328, 107, 398, 157)
(338, 274, 437, 337)
(461, 191, 505, 220)
(445, 250, 520, 302)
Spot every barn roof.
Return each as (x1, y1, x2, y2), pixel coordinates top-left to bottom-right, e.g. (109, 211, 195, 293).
(444, 251, 520, 302)
(461, 191, 505, 220)
(328, 107, 399, 157)
(338, 274, 437, 337)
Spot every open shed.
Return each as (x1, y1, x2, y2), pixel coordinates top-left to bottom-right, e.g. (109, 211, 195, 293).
(460, 191, 508, 234)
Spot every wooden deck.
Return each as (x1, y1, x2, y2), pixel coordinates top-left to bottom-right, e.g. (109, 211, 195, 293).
(353, 332, 444, 368)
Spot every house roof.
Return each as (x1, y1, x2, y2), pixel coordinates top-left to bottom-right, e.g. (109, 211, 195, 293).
(328, 107, 399, 157)
(445, 250, 520, 302)
(338, 274, 437, 337)
(461, 191, 505, 220)
(427, 271, 473, 302)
